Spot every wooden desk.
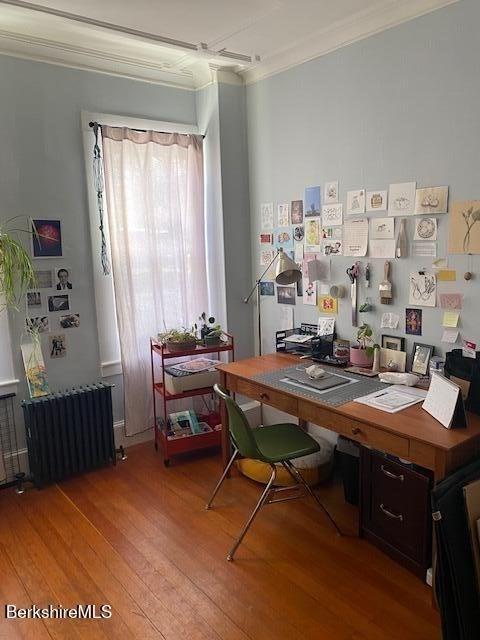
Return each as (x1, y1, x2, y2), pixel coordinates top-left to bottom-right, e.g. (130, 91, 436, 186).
(217, 353, 480, 482)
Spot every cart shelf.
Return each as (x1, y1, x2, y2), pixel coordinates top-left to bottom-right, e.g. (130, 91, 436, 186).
(154, 382, 216, 401)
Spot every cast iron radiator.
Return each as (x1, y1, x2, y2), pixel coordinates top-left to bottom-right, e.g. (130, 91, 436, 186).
(22, 383, 116, 488)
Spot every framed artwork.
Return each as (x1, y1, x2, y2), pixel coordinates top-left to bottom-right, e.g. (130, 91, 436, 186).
(448, 200, 480, 254)
(304, 186, 321, 217)
(381, 335, 405, 351)
(411, 343, 434, 376)
(380, 348, 407, 373)
(414, 186, 449, 215)
(406, 308, 422, 335)
(31, 219, 62, 258)
(259, 281, 274, 296)
(388, 182, 416, 216)
(277, 285, 296, 305)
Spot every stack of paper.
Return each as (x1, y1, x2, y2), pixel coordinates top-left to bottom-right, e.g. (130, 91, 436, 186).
(354, 385, 427, 413)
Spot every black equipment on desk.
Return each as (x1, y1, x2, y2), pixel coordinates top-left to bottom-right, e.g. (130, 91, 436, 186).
(276, 323, 347, 365)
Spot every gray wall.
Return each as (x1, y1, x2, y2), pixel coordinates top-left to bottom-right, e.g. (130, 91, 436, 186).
(0, 55, 197, 430)
(246, 0, 480, 363)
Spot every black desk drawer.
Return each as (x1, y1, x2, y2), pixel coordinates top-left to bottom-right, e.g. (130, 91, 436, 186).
(360, 449, 432, 578)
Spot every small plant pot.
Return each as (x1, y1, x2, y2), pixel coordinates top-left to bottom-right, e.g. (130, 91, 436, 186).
(204, 334, 222, 346)
(166, 339, 197, 353)
(349, 346, 373, 368)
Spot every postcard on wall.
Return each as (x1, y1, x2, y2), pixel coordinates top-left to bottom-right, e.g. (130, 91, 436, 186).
(343, 218, 368, 257)
(48, 294, 69, 313)
(409, 272, 436, 307)
(443, 311, 460, 327)
(304, 186, 321, 217)
(277, 203, 290, 227)
(414, 217, 438, 241)
(370, 217, 394, 239)
(346, 189, 365, 215)
(277, 285, 296, 305)
(317, 317, 335, 336)
(27, 291, 42, 309)
(406, 308, 422, 335)
(261, 202, 274, 229)
(448, 200, 480, 254)
(60, 313, 80, 329)
(442, 329, 459, 344)
(291, 200, 304, 224)
(259, 233, 273, 245)
(293, 225, 304, 242)
(322, 226, 343, 256)
(412, 242, 437, 258)
(318, 295, 337, 315)
(302, 279, 317, 306)
(432, 257, 448, 269)
(369, 239, 396, 259)
(26, 316, 49, 334)
(21, 342, 50, 398)
(388, 182, 416, 216)
(380, 312, 399, 329)
(49, 334, 67, 359)
(294, 242, 304, 264)
(31, 219, 63, 258)
(260, 249, 275, 266)
(275, 228, 294, 250)
(439, 293, 463, 310)
(259, 281, 274, 296)
(414, 186, 449, 215)
(305, 218, 321, 246)
(324, 181, 339, 205)
(321, 203, 343, 227)
(366, 190, 388, 212)
(31, 269, 53, 289)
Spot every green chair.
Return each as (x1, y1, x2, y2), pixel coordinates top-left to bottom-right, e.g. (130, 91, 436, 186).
(206, 384, 342, 560)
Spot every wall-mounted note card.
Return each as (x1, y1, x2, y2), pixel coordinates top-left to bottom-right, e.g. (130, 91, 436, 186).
(439, 293, 463, 310)
(433, 258, 448, 269)
(381, 312, 400, 329)
(412, 242, 437, 257)
(343, 218, 368, 257)
(437, 269, 457, 282)
(442, 329, 459, 344)
(369, 239, 396, 258)
(443, 311, 460, 327)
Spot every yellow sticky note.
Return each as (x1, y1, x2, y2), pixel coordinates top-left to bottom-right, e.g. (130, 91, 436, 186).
(318, 295, 337, 314)
(437, 270, 456, 282)
(442, 311, 459, 327)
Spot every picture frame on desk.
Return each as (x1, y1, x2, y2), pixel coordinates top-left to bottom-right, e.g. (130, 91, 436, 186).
(381, 335, 405, 352)
(411, 343, 434, 376)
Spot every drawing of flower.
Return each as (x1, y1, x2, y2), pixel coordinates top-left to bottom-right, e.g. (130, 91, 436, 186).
(462, 205, 480, 252)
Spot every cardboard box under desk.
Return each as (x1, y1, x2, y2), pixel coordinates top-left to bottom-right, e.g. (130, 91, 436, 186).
(164, 369, 220, 394)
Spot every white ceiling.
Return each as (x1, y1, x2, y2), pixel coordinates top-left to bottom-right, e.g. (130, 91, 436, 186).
(0, 0, 459, 87)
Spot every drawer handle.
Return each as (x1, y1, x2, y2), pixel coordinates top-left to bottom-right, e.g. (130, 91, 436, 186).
(351, 427, 361, 435)
(260, 393, 269, 401)
(381, 465, 404, 482)
(380, 503, 403, 522)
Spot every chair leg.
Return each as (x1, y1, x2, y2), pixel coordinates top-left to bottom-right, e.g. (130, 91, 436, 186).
(283, 460, 342, 537)
(227, 464, 277, 561)
(205, 448, 239, 510)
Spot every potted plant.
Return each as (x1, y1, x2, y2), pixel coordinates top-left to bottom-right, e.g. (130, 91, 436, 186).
(197, 312, 223, 346)
(158, 328, 198, 353)
(349, 323, 379, 368)
(0, 219, 35, 311)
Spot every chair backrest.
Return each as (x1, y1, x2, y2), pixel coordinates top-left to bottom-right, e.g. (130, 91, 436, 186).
(214, 384, 262, 459)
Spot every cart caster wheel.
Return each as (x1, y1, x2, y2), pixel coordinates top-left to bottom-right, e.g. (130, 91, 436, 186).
(164, 459, 170, 467)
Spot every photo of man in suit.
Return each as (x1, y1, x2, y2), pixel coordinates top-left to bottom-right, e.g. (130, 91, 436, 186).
(56, 268, 72, 290)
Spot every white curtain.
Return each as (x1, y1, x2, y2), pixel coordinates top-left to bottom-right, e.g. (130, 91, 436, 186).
(102, 126, 207, 436)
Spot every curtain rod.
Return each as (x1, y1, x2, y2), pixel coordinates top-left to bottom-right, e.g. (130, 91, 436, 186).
(88, 122, 204, 138)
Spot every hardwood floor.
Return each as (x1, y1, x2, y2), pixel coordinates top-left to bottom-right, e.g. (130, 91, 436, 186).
(0, 442, 440, 639)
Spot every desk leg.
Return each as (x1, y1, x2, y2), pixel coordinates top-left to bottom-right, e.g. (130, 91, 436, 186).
(220, 371, 232, 475)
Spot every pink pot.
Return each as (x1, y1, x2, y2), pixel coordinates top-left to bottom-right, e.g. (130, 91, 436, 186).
(349, 346, 373, 368)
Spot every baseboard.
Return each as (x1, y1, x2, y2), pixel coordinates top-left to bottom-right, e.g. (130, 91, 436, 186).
(113, 420, 154, 448)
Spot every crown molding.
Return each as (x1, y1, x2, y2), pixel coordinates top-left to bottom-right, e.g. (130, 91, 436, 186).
(242, 0, 459, 85)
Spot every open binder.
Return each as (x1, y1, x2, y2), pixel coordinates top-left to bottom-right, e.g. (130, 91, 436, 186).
(422, 372, 468, 429)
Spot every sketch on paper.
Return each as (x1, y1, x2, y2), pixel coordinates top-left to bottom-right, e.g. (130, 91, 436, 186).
(414, 186, 449, 215)
(366, 190, 387, 212)
(439, 293, 463, 310)
(261, 202, 274, 229)
(414, 217, 437, 241)
(324, 181, 339, 204)
(370, 217, 394, 239)
(291, 200, 304, 224)
(293, 225, 304, 242)
(388, 182, 416, 216)
(321, 203, 343, 227)
(277, 203, 290, 227)
(304, 186, 321, 217)
(260, 249, 275, 266)
(346, 189, 365, 215)
(303, 279, 317, 306)
(305, 219, 320, 246)
(408, 272, 436, 307)
(448, 200, 480, 254)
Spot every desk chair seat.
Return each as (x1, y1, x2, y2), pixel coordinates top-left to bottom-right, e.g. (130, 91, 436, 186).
(206, 384, 341, 561)
(253, 423, 320, 463)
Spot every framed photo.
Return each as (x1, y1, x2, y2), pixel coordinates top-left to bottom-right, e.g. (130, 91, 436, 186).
(48, 294, 70, 312)
(277, 285, 296, 305)
(380, 348, 407, 373)
(381, 335, 405, 352)
(411, 343, 434, 376)
(259, 281, 274, 296)
(31, 219, 62, 258)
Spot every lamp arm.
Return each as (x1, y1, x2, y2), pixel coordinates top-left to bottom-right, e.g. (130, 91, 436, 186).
(243, 249, 280, 303)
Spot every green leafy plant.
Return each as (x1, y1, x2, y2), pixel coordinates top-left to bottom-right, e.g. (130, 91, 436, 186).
(197, 312, 223, 340)
(158, 328, 198, 344)
(355, 323, 380, 357)
(0, 218, 35, 311)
